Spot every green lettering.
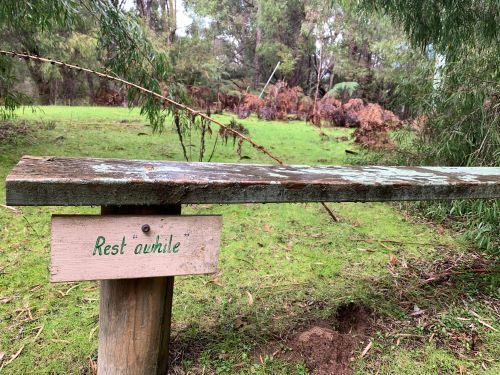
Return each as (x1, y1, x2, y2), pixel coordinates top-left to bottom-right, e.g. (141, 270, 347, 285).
(143, 244, 150, 254)
(93, 236, 105, 256)
(172, 242, 180, 253)
(111, 244, 119, 255)
(134, 244, 142, 254)
(152, 235, 161, 253)
(165, 235, 173, 253)
(104, 245, 111, 255)
(120, 236, 127, 254)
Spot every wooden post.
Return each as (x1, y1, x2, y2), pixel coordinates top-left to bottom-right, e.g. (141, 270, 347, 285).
(98, 205, 180, 375)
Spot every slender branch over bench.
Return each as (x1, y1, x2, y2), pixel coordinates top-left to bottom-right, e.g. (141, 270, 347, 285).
(0, 50, 283, 164)
(1, 50, 347, 220)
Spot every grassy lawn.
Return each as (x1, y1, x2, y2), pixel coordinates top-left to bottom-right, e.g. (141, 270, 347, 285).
(0, 106, 498, 374)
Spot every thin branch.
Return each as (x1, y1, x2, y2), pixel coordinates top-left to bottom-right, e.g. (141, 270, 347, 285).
(348, 237, 451, 247)
(1, 50, 343, 223)
(418, 268, 500, 287)
(320, 202, 340, 222)
(207, 133, 219, 163)
(0, 50, 283, 164)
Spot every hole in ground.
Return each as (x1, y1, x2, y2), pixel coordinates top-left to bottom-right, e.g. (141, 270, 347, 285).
(254, 302, 373, 375)
(334, 302, 372, 335)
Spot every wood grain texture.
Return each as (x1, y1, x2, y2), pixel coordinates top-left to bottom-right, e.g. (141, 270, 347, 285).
(51, 215, 222, 282)
(99, 277, 172, 375)
(98, 205, 179, 375)
(6, 155, 500, 206)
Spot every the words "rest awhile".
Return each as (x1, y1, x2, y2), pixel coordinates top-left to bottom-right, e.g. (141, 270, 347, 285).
(93, 235, 181, 256)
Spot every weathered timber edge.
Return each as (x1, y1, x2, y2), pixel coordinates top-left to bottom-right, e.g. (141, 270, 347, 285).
(6, 155, 500, 206)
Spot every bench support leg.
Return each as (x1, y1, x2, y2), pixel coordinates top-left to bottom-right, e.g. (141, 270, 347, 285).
(98, 205, 180, 375)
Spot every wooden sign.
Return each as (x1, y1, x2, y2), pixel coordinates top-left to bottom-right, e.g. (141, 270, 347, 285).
(50, 215, 222, 282)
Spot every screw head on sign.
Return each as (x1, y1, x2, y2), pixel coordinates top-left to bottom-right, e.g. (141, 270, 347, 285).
(141, 224, 151, 233)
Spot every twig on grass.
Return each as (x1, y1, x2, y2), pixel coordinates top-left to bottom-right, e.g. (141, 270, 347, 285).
(22, 215, 43, 245)
(235, 257, 257, 270)
(260, 282, 308, 289)
(320, 202, 340, 222)
(418, 268, 500, 287)
(469, 310, 499, 332)
(32, 325, 44, 342)
(360, 340, 372, 358)
(348, 237, 450, 247)
(89, 325, 99, 340)
(63, 283, 81, 296)
(0, 345, 25, 370)
(0, 204, 20, 214)
(379, 241, 395, 252)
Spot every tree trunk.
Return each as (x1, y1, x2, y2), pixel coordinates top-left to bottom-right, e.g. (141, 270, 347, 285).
(87, 73, 96, 105)
(312, 42, 323, 126)
(325, 59, 336, 93)
(162, 0, 176, 45)
(252, 26, 262, 89)
(61, 68, 77, 106)
(136, 0, 154, 28)
(26, 62, 52, 105)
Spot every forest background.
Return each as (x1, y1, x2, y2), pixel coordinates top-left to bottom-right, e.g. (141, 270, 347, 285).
(0, 0, 498, 252)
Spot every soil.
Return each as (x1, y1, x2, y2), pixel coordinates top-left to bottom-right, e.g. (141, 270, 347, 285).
(292, 326, 355, 375)
(254, 302, 372, 375)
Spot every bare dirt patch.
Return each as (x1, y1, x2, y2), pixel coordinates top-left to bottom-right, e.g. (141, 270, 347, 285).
(254, 303, 372, 375)
(292, 326, 355, 375)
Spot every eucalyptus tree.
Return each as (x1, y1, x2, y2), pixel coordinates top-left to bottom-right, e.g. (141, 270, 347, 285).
(185, 0, 315, 89)
(362, 0, 499, 166)
(0, 0, 175, 132)
(361, 0, 499, 251)
(0, 1, 83, 113)
(184, 0, 259, 84)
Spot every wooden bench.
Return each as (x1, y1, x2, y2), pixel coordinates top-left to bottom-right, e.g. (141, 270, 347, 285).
(6, 155, 500, 374)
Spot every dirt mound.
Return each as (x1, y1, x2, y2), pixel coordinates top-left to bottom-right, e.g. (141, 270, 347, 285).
(292, 326, 354, 375)
(254, 303, 372, 375)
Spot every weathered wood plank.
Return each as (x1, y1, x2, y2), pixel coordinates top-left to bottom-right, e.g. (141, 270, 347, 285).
(6, 155, 500, 206)
(51, 215, 222, 282)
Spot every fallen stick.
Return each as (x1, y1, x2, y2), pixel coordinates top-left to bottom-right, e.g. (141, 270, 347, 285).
(320, 202, 340, 222)
(0, 204, 19, 214)
(378, 241, 395, 252)
(32, 325, 44, 342)
(348, 237, 449, 247)
(419, 268, 500, 286)
(0, 345, 24, 370)
(360, 340, 372, 358)
(260, 282, 308, 289)
(469, 310, 499, 332)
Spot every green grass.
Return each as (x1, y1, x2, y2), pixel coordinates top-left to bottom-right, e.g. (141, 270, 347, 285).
(0, 106, 498, 374)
